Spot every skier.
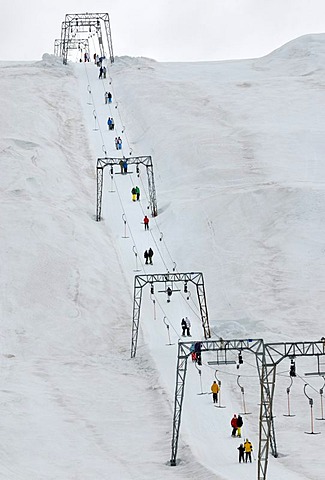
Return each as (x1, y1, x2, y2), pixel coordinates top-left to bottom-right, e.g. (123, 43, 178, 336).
(117, 137, 122, 150)
(166, 287, 172, 302)
(190, 343, 197, 362)
(123, 159, 128, 174)
(185, 316, 191, 336)
(244, 439, 253, 463)
(135, 186, 140, 201)
(237, 444, 245, 463)
(131, 187, 137, 202)
(107, 117, 112, 129)
(119, 159, 124, 174)
(93, 53, 97, 63)
(211, 380, 220, 404)
(99, 66, 103, 79)
(194, 342, 202, 365)
(144, 250, 149, 264)
(104, 92, 109, 104)
(103, 66, 107, 78)
(110, 118, 115, 130)
(237, 414, 243, 438)
(107, 91, 112, 103)
(143, 215, 149, 230)
(114, 137, 119, 150)
(181, 318, 187, 336)
(231, 414, 238, 437)
(148, 248, 154, 265)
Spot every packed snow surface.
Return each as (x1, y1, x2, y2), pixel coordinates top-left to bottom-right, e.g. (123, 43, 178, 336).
(2, 34, 325, 479)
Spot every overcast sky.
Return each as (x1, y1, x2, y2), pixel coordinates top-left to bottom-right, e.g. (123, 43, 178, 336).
(1, 0, 325, 62)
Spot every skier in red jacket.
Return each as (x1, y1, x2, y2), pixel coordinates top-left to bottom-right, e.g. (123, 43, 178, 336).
(143, 215, 149, 230)
(231, 414, 238, 437)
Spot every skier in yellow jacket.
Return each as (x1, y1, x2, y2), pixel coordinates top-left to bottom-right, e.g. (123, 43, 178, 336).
(244, 439, 253, 463)
(211, 380, 220, 404)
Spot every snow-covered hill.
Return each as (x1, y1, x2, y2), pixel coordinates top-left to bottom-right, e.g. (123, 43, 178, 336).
(1, 34, 325, 479)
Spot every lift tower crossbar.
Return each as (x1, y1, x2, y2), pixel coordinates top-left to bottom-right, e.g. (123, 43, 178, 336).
(131, 272, 210, 358)
(60, 13, 114, 64)
(54, 38, 89, 57)
(96, 156, 158, 221)
(170, 339, 325, 480)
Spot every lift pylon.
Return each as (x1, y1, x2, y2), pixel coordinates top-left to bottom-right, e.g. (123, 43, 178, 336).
(54, 38, 90, 57)
(59, 13, 114, 65)
(96, 156, 158, 221)
(131, 272, 210, 358)
(169, 338, 325, 480)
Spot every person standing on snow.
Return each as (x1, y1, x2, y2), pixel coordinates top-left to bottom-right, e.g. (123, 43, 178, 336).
(237, 444, 245, 463)
(185, 316, 191, 336)
(99, 66, 103, 79)
(131, 187, 137, 202)
(237, 414, 243, 438)
(135, 186, 140, 201)
(148, 248, 154, 264)
(107, 91, 112, 103)
(144, 250, 149, 264)
(231, 414, 238, 437)
(181, 318, 187, 336)
(119, 159, 124, 174)
(244, 439, 253, 463)
(143, 215, 149, 230)
(211, 380, 220, 404)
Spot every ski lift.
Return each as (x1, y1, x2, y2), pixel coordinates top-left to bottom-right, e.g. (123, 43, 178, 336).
(237, 351, 244, 369)
(304, 384, 321, 435)
(289, 358, 296, 377)
(283, 376, 295, 417)
(150, 283, 154, 295)
(305, 355, 325, 376)
(207, 340, 236, 366)
(136, 164, 140, 176)
(158, 278, 181, 302)
(237, 375, 251, 415)
(166, 287, 172, 302)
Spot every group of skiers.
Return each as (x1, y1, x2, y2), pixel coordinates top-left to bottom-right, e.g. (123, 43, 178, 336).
(237, 439, 253, 463)
(99, 65, 107, 79)
(181, 317, 191, 336)
(119, 159, 128, 174)
(131, 186, 140, 201)
(107, 117, 114, 130)
(115, 137, 122, 150)
(231, 413, 243, 437)
(105, 91, 112, 104)
(144, 248, 154, 265)
(94, 53, 105, 66)
(189, 342, 202, 365)
(230, 414, 253, 463)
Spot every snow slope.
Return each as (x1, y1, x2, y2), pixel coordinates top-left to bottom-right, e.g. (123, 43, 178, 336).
(2, 34, 325, 479)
